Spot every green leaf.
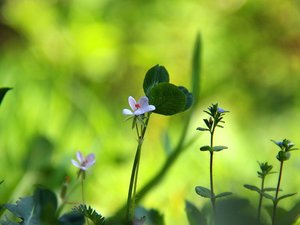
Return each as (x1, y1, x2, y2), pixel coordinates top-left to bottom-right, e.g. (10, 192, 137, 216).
(185, 200, 207, 225)
(148, 82, 186, 115)
(135, 207, 165, 225)
(0, 87, 12, 105)
(212, 146, 228, 152)
(200, 145, 211, 151)
(143, 65, 169, 96)
(261, 192, 275, 202)
(195, 186, 212, 198)
(191, 33, 201, 108)
(263, 187, 280, 192)
(277, 193, 297, 202)
(243, 184, 260, 193)
(59, 212, 85, 225)
(178, 86, 193, 111)
(196, 127, 209, 131)
(162, 131, 172, 156)
(215, 192, 232, 199)
(73, 204, 105, 225)
(276, 201, 300, 225)
(0, 180, 3, 185)
(2, 196, 41, 224)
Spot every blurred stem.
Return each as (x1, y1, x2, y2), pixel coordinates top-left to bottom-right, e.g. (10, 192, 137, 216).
(272, 161, 284, 225)
(126, 115, 150, 222)
(257, 176, 265, 222)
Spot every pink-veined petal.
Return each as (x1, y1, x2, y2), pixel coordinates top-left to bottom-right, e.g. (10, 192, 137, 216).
(76, 151, 84, 163)
(123, 108, 133, 115)
(138, 96, 149, 108)
(128, 96, 137, 110)
(71, 159, 81, 168)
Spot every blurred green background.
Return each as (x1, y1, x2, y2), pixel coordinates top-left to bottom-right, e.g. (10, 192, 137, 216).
(1, 0, 300, 224)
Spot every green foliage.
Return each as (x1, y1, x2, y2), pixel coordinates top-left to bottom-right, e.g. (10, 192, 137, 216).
(195, 186, 212, 199)
(143, 65, 193, 115)
(135, 207, 165, 225)
(1, 187, 85, 225)
(185, 200, 207, 225)
(73, 204, 105, 225)
(0, 87, 12, 106)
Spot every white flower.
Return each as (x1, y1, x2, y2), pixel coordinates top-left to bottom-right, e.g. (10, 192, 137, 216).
(122, 96, 155, 116)
(71, 151, 96, 171)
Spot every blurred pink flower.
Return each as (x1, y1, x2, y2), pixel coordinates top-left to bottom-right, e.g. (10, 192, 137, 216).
(122, 96, 155, 116)
(71, 151, 95, 171)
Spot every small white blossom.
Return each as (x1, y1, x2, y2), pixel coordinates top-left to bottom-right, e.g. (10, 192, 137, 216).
(122, 96, 155, 116)
(71, 151, 96, 171)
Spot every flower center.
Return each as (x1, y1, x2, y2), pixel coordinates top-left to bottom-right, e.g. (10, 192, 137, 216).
(135, 103, 141, 109)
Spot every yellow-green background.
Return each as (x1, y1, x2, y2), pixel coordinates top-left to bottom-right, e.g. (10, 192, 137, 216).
(1, 0, 300, 224)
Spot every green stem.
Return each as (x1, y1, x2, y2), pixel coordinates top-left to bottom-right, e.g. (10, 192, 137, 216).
(272, 161, 284, 225)
(209, 125, 216, 215)
(257, 176, 265, 222)
(125, 115, 150, 222)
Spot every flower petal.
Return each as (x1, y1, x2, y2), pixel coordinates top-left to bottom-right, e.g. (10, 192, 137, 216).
(138, 96, 149, 108)
(76, 151, 84, 163)
(123, 108, 133, 115)
(71, 159, 81, 168)
(86, 153, 96, 168)
(128, 96, 137, 111)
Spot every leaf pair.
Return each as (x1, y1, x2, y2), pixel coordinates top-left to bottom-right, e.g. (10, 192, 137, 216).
(143, 65, 193, 115)
(195, 186, 232, 199)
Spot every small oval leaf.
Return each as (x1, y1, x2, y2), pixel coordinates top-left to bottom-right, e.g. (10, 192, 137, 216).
(200, 146, 211, 151)
(215, 192, 232, 199)
(195, 186, 212, 198)
(212, 146, 228, 152)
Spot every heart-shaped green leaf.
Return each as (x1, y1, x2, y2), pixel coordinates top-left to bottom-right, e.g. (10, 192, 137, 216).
(148, 82, 186, 115)
(143, 65, 169, 96)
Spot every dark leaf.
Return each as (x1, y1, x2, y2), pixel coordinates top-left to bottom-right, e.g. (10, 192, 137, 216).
(148, 82, 186, 115)
(0, 87, 12, 105)
(243, 184, 260, 193)
(196, 127, 209, 131)
(143, 65, 169, 96)
(200, 146, 211, 152)
(277, 193, 297, 202)
(191, 33, 201, 108)
(185, 200, 207, 225)
(135, 207, 165, 225)
(59, 212, 85, 225)
(178, 86, 193, 111)
(73, 204, 105, 225)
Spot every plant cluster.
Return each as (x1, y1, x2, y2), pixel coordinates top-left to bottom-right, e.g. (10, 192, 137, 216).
(0, 35, 299, 225)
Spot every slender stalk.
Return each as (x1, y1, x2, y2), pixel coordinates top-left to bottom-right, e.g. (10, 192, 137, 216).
(271, 161, 284, 225)
(125, 115, 150, 222)
(209, 130, 216, 214)
(257, 176, 265, 222)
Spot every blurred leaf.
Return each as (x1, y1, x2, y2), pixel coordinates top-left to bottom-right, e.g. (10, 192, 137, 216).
(191, 33, 201, 107)
(261, 192, 275, 202)
(73, 204, 105, 225)
(200, 146, 211, 151)
(0, 180, 3, 185)
(33, 186, 58, 224)
(196, 127, 209, 131)
(143, 65, 169, 96)
(135, 207, 165, 225)
(215, 192, 232, 199)
(2, 196, 40, 224)
(23, 135, 54, 171)
(162, 131, 172, 156)
(244, 184, 260, 193)
(276, 201, 300, 225)
(58, 212, 84, 225)
(185, 200, 207, 225)
(212, 146, 228, 152)
(195, 186, 212, 198)
(0, 87, 12, 105)
(263, 187, 280, 192)
(148, 82, 186, 115)
(277, 193, 297, 202)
